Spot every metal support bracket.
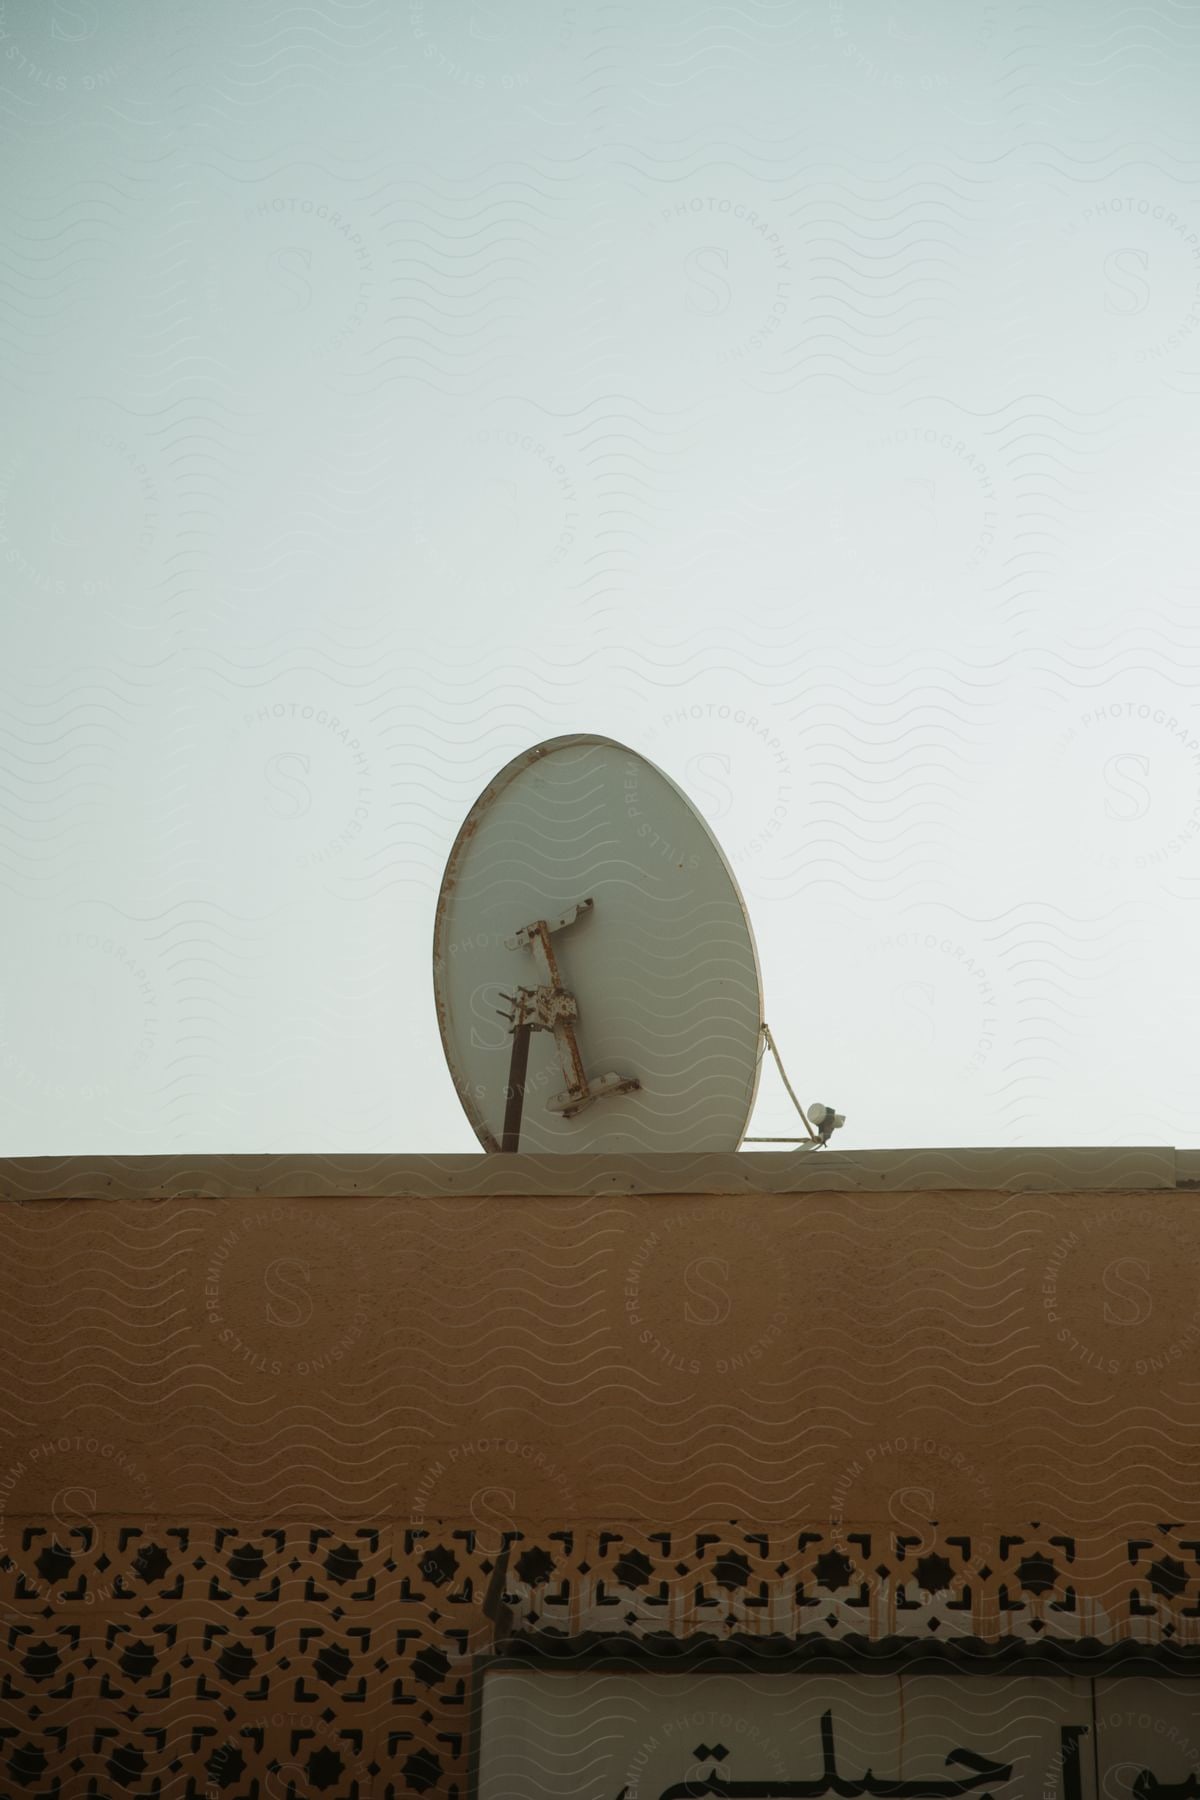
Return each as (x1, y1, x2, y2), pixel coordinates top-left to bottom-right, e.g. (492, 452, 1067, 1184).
(496, 895, 640, 1145)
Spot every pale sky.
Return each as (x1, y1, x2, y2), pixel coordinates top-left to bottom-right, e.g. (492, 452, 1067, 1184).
(2, 0, 1199, 1153)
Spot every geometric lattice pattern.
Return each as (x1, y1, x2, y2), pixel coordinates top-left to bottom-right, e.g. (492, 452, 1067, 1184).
(2, 1521, 1199, 1795)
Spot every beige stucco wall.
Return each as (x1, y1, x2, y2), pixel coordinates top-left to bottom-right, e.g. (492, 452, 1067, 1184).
(2, 1153, 1196, 1793)
(2, 1168, 1197, 1530)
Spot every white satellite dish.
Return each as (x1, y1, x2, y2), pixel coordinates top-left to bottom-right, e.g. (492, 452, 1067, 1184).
(433, 734, 766, 1153)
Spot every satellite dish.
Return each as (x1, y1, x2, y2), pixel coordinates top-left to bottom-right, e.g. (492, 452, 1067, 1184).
(432, 734, 765, 1152)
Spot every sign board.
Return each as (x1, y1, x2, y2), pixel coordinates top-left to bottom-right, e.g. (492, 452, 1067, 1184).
(477, 1670, 1200, 1799)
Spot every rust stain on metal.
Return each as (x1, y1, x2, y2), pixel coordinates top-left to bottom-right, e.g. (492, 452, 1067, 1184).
(534, 921, 563, 989)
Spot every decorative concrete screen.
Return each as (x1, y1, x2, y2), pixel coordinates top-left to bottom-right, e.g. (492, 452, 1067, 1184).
(477, 1670, 1200, 1800)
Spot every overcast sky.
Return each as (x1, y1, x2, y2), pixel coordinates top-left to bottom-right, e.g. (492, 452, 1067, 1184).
(3, 0, 1199, 1153)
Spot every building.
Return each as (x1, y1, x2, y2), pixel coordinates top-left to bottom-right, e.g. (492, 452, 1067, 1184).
(1, 1146, 1198, 1795)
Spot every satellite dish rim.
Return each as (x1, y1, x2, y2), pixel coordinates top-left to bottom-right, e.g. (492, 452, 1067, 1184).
(432, 732, 765, 1153)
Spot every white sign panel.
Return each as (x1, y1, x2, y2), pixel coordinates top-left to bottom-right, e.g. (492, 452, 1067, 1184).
(477, 1670, 1200, 1799)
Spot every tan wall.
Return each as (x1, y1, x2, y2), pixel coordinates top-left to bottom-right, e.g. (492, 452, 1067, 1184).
(3, 1166, 1198, 1793)
(3, 1183, 1198, 1528)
